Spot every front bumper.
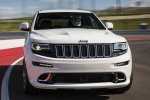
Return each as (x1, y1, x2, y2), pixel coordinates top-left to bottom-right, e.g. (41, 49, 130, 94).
(24, 47, 132, 89)
(31, 80, 130, 90)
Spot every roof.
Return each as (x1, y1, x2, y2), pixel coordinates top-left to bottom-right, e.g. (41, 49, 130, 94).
(38, 9, 91, 13)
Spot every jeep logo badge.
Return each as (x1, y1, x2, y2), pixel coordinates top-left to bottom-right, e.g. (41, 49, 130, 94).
(78, 40, 88, 43)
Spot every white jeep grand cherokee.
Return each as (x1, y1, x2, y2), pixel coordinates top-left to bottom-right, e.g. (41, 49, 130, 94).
(20, 10, 132, 94)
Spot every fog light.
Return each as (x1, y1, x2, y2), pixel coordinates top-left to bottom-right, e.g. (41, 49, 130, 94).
(115, 61, 129, 67)
(32, 61, 53, 67)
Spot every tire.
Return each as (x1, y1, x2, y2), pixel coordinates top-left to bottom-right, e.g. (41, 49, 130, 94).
(113, 72, 133, 94)
(23, 59, 40, 95)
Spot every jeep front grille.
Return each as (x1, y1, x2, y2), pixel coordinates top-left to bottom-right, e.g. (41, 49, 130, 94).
(55, 44, 112, 58)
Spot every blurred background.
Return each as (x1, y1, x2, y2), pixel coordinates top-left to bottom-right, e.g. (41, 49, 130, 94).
(0, 0, 150, 31)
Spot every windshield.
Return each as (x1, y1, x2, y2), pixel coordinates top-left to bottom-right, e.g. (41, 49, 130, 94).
(34, 12, 106, 30)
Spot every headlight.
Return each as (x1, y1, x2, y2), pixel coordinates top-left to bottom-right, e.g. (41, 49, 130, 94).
(31, 43, 51, 51)
(113, 42, 128, 52)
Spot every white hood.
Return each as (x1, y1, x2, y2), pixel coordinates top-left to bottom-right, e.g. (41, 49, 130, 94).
(30, 28, 126, 44)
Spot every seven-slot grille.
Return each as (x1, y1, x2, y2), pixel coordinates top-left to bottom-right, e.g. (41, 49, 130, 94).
(55, 44, 112, 58)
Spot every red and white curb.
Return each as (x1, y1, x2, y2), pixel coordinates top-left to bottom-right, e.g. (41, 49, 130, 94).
(0, 39, 24, 50)
(0, 39, 24, 100)
(126, 37, 150, 41)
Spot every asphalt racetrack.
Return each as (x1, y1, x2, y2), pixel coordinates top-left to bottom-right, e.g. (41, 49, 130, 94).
(0, 33, 150, 100)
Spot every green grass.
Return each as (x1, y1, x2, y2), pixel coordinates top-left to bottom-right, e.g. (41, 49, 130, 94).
(97, 13, 150, 17)
(0, 22, 21, 31)
(0, 18, 149, 31)
(12, 17, 33, 20)
(0, 18, 31, 31)
(102, 18, 150, 30)
(96, 7, 150, 16)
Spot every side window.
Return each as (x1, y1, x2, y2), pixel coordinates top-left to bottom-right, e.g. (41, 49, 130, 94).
(89, 16, 99, 28)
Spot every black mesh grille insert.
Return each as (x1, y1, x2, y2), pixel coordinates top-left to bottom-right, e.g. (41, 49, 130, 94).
(56, 46, 63, 57)
(89, 45, 95, 57)
(97, 45, 103, 57)
(81, 45, 87, 57)
(104, 45, 111, 57)
(73, 45, 79, 57)
(64, 45, 71, 57)
(51, 73, 113, 83)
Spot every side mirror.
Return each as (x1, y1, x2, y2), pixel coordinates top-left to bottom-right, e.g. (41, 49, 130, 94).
(106, 22, 113, 30)
(20, 22, 30, 31)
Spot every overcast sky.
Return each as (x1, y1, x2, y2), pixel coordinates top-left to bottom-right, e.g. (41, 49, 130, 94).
(0, 0, 150, 19)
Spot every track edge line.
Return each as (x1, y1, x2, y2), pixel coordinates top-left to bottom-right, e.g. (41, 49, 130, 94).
(1, 57, 24, 100)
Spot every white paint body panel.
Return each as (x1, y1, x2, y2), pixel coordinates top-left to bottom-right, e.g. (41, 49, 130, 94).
(30, 29, 126, 44)
(24, 45, 132, 89)
(20, 22, 29, 30)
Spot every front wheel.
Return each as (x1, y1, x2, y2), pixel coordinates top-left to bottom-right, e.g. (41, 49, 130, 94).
(23, 59, 40, 95)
